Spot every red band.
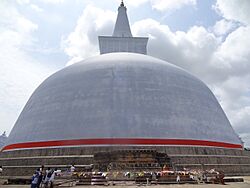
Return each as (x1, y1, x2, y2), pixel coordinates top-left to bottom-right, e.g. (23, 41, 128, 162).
(1, 138, 242, 151)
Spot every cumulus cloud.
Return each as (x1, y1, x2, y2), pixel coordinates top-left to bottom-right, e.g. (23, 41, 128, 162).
(38, 0, 65, 4)
(214, 0, 250, 25)
(118, 0, 148, 7)
(64, 1, 250, 146)
(213, 19, 236, 36)
(230, 105, 250, 145)
(151, 0, 196, 12)
(132, 19, 219, 83)
(62, 5, 116, 65)
(0, 1, 54, 135)
(115, 0, 196, 11)
(214, 26, 250, 77)
(30, 4, 44, 12)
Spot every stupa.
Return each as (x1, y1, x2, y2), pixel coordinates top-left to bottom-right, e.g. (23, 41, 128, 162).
(0, 1, 249, 176)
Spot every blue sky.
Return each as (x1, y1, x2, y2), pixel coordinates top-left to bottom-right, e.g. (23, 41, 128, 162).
(1, 0, 250, 147)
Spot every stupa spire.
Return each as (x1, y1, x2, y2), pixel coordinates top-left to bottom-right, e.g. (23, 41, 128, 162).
(98, 1, 148, 54)
(113, 0, 132, 37)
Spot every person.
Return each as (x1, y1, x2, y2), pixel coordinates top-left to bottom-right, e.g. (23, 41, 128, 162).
(125, 172, 130, 178)
(37, 165, 45, 188)
(70, 164, 75, 172)
(176, 174, 180, 183)
(44, 167, 54, 188)
(31, 169, 40, 188)
(48, 168, 57, 188)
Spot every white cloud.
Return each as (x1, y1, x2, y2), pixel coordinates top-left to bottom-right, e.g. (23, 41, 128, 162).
(63, 5, 116, 65)
(0, 1, 55, 135)
(214, 26, 250, 75)
(231, 106, 250, 136)
(16, 0, 30, 4)
(115, 0, 196, 11)
(132, 19, 219, 81)
(214, 0, 250, 25)
(213, 19, 236, 36)
(151, 0, 196, 12)
(30, 4, 44, 12)
(116, 0, 148, 7)
(38, 0, 65, 4)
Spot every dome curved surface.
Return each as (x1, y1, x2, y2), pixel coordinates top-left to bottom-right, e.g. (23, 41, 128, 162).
(4, 53, 242, 150)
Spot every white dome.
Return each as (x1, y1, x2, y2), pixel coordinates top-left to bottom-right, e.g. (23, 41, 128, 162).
(4, 53, 242, 151)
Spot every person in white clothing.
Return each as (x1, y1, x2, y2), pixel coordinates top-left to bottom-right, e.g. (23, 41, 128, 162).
(70, 165, 75, 172)
(176, 174, 180, 183)
(48, 168, 58, 188)
(44, 168, 54, 188)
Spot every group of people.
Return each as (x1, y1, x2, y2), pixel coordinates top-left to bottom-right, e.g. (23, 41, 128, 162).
(31, 165, 75, 188)
(31, 166, 59, 188)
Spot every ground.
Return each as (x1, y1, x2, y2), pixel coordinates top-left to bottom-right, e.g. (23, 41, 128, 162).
(0, 184, 250, 188)
(0, 177, 250, 188)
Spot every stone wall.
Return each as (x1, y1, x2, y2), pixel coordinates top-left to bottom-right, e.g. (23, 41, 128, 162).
(0, 146, 249, 176)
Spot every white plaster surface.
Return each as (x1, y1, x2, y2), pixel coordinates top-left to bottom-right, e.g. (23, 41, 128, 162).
(6, 53, 241, 146)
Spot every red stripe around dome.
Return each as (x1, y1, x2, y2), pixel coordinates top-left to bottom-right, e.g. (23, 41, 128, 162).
(1, 138, 243, 151)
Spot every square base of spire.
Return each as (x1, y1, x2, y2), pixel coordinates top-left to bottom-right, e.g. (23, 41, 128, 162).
(98, 36, 148, 55)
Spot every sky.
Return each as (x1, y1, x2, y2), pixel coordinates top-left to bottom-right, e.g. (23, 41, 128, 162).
(0, 0, 250, 147)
